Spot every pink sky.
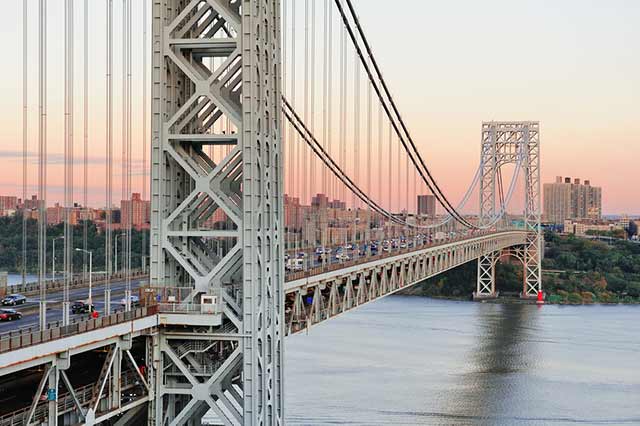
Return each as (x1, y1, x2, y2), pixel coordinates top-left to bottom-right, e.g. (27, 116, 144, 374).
(0, 0, 638, 214)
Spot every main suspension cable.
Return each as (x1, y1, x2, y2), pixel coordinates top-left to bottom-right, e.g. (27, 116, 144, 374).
(333, 0, 475, 228)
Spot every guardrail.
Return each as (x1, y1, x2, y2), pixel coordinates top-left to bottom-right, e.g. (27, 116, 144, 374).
(285, 230, 502, 282)
(0, 306, 158, 354)
(3, 270, 148, 297)
(157, 303, 203, 313)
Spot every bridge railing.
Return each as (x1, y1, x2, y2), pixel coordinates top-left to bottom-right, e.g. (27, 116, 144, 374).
(0, 306, 158, 354)
(3, 269, 148, 298)
(285, 230, 497, 282)
(157, 303, 203, 313)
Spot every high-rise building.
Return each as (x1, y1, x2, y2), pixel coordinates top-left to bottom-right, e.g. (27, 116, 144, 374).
(0, 196, 18, 211)
(284, 195, 302, 230)
(311, 193, 329, 209)
(543, 176, 601, 224)
(417, 194, 436, 218)
(21, 195, 40, 210)
(121, 193, 151, 229)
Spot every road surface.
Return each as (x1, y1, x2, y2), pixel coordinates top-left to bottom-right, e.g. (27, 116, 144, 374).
(0, 278, 144, 333)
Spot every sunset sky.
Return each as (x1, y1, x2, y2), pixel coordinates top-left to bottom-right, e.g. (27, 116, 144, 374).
(0, 0, 638, 214)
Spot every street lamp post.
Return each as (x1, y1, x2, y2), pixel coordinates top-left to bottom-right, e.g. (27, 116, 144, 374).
(75, 248, 92, 306)
(114, 232, 124, 275)
(52, 236, 64, 281)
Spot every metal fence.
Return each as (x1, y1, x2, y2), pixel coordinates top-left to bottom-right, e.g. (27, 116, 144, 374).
(285, 230, 496, 282)
(3, 270, 148, 298)
(0, 306, 158, 354)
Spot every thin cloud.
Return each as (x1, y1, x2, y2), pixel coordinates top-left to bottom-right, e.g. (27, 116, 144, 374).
(0, 150, 144, 167)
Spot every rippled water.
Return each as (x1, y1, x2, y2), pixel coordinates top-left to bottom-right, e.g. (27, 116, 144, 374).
(285, 296, 640, 425)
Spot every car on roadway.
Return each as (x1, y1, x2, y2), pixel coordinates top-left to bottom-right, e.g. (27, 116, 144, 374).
(71, 301, 95, 314)
(2, 294, 27, 306)
(286, 258, 304, 272)
(120, 295, 141, 308)
(0, 309, 22, 321)
(336, 253, 350, 261)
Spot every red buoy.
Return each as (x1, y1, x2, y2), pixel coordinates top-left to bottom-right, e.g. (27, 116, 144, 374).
(536, 291, 544, 304)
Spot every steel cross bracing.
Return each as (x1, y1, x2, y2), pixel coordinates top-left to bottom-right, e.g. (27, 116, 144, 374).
(151, 1, 283, 425)
(476, 122, 542, 298)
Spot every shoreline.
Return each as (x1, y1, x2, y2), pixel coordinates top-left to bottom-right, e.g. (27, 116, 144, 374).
(401, 293, 640, 306)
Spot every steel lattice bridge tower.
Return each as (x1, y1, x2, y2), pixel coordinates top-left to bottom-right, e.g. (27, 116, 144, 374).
(150, 1, 283, 424)
(475, 122, 542, 300)
(0, 1, 543, 425)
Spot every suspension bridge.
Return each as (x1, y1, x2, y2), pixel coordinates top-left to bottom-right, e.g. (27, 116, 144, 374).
(2, 0, 541, 424)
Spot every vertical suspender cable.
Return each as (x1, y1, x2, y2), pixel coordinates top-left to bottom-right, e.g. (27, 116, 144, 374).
(377, 102, 382, 226)
(387, 121, 391, 236)
(125, 0, 133, 310)
(339, 24, 346, 245)
(291, 0, 298, 253)
(352, 52, 359, 249)
(327, 1, 333, 203)
(38, 0, 48, 330)
(83, 0, 89, 281)
(63, 0, 75, 326)
(405, 134, 408, 234)
(310, 0, 316, 203)
(366, 83, 371, 252)
(22, 0, 28, 288)
(142, 0, 148, 273)
(321, 0, 328, 259)
(322, 0, 328, 197)
(121, 0, 127, 308)
(311, 0, 317, 250)
(397, 132, 401, 226)
(282, 0, 287, 199)
(339, 26, 347, 220)
(105, 0, 113, 314)
(303, 0, 309, 250)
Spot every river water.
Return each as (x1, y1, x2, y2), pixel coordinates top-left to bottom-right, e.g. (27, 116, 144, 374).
(5, 274, 39, 286)
(285, 296, 640, 425)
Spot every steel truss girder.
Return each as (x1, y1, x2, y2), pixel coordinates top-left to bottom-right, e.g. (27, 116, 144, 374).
(285, 232, 526, 334)
(151, 1, 284, 425)
(479, 122, 542, 297)
(0, 335, 148, 426)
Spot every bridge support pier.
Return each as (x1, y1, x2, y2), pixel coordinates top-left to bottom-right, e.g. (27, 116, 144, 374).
(474, 251, 499, 299)
(47, 363, 60, 424)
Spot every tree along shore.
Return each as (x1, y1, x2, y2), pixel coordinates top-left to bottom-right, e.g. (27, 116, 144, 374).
(0, 215, 147, 274)
(401, 231, 640, 304)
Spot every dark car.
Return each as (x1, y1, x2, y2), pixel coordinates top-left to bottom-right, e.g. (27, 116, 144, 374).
(71, 301, 95, 314)
(2, 294, 27, 306)
(0, 309, 22, 321)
